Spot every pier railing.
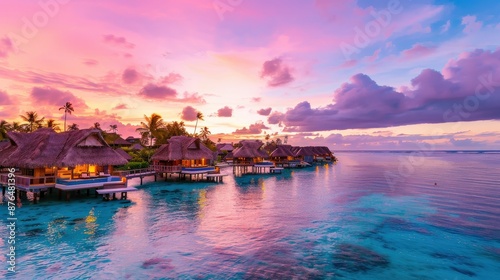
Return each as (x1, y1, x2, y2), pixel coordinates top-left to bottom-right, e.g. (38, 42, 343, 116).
(112, 167, 157, 177)
(151, 165, 183, 173)
(0, 174, 56, 188)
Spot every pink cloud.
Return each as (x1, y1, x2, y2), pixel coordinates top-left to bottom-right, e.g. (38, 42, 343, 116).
(257, 108, 272, 116)
(178, 92, 206, 104)
(340, 59, 357, 68)
(275, 48, 500, 131)
(441, 20, 451, 33)
(252, 97, 261, 102)
(112, 103, 129, 110)
(217, 106, 232, 117)
(0, 90, 13, 105)
(260, 58, 294, 87)
(0, 67, 121, 95)
(160, 73, 183, 84)
(233, 121, 270, 135)
(461, 15, 482, 34)
(83, 59, 99, 66)
(0, 37, 14, 58)
(402, 44, 436, 59)
(181, 106, 198, 121)
(367, 49, 381, 62)
(122, 67, 141, 84)
(30, 87, 89, 110)
(267, 111, 284, 125)
(103, 34, 135, 49)
(139, 83, 177, 99)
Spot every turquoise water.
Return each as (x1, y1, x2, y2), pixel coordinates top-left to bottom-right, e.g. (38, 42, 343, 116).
(1, 152, 500, 279)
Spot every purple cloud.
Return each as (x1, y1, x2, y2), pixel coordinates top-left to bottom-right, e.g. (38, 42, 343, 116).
(402, 44, 436, 59)
(233, 121, 270, 135)
(217, 106, 233, 117)
(267, 111, 285, 125)
(0, 37, 14, 58)
(181, 106, 198, 121)
(178, 92, 206, 104)
(112, 103, 129, 110)
(161, 73, 183, 84)
(260, 58, 294, 87)
(83, 59, 99, 66)
(122, 68, 141, 84)
(0, 90, 12, 105)
(257, 107, 272, 116)
(30, 87, 88, 109)
(275, 48, 500, 131)
(139, 83, 177, 99)
(103, 34, 135, 49)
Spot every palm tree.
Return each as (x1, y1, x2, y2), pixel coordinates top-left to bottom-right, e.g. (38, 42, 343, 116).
(10, 122, 26, 132)
(136, 113, 165, 146)
(0, 120, 11, 139)
(59, 102, 74, 132)
(93, 122, 101, 130)
(67, 123, 79, 131)
(46, 119, 61, 132)
(20, 111, 45, 132)
(109, 124, 118, 133)
(193, 112, 204, 135)
(199, 126, 211, 141)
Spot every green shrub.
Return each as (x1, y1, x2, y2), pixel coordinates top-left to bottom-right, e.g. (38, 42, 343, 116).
(115, 161, 149, 170)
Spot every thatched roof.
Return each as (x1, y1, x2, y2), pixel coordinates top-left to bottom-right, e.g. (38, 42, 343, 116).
(311, 146, 332, 156)
(0, 141, 9, 152)
(0, 128, 129, 168)
(294, 146, 315, 156)
(270, 145, 295, 157)
(130, 143, 144, 151)
(106, 133, 131, 146)
(232, 140, 268, 158)
(151, 136, 215, 161)
(216, 143, 234, 152)
(223, 151, 234, 160)
(115, 148, 132, 161)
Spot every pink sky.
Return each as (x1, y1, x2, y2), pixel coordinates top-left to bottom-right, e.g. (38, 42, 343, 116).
(1, 0, 499, 150)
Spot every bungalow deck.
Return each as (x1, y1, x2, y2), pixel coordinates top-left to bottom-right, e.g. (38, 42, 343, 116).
(55, 177, 126, 201)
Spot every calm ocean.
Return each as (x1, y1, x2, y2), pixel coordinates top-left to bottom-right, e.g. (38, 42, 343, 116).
(1, 151, 499, 279)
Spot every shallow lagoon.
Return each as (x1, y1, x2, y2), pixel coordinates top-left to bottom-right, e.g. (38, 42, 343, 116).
(1, 152, 500, 279)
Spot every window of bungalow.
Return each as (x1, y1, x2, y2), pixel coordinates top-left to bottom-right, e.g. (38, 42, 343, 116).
(21, 168, 34, 176)
(88, 165, 97, 174)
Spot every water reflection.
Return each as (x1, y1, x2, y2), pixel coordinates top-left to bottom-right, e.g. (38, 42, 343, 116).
(3, 152, 500, 279)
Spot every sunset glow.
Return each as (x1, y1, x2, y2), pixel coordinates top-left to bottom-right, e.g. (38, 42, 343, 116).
(1, 0, 499, 149)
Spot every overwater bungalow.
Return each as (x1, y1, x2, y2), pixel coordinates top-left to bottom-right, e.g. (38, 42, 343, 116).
(105, 133, 132, 148)
(216, 143, 234, 154)
(216, 142, 234, 162)
(151, 136, 216, 174)
(269, 145, 296, 166)
(0, 128, 129, 196)
(311, 146, 334, 162)
(232, 140, 268, 164)
(223, 151, 234, 163)
(294, 146, 315, 164)
(130, 143, 144, 151)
